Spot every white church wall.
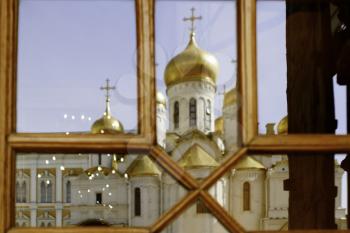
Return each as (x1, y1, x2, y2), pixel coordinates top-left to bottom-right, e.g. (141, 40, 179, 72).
(230, 169, 265, 231)
(223, 104, 239, 152)
(167, 82, 215, 135)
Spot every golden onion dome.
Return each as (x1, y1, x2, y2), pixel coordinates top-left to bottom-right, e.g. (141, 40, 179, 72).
(234, 156, 265, 170)
(91, 91, 124, 134)
(277, 116, 288, 135)
(164, 33, 219, 88)
(178, 144, 218, 169)
(156, 92, 167, 107)
(215, 117, 224, 135)
(127, 156, 161, 177)
(223, 88, 237, 108)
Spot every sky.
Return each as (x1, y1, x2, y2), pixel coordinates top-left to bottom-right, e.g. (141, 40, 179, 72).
(17, 0, 348, 209)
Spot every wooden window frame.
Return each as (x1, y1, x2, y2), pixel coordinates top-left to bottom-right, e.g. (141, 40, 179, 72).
(1, 0, 350, 233)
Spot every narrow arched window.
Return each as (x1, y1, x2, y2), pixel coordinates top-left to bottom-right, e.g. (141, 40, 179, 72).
(40, 181, 46, 203)
(189, 98, 197, 127)
(47, 182, 53, 203)
(134, 187, 141, 216)
(66, 181, 71, 203)
(16, 181, 20, 202)
(22, 181, 27, 203)
(174, 101, 179, 129)
(205, 100, 211, 129)
(243, 182, 250, 211)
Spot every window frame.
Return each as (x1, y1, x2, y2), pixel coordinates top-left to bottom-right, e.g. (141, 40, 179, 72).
(1, 0, 349, 233)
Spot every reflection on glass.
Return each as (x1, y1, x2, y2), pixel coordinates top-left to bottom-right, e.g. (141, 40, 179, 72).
(16, 153, 186, 227)
(17, 0, 137, 133)
(208, 154, 347, 231)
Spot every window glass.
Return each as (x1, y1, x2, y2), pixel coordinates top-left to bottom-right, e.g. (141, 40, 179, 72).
(16, 153, 187, 227)
(257, 0, 347, 135)
(208, 154, 348, 231)
(17, 0, 137, 133)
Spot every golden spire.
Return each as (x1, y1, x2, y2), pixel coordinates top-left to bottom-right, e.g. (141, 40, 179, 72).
(183, 7, 202, 35)
(100, 79, 115, 117)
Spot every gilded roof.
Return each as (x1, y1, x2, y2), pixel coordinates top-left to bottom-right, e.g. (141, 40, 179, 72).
(127, 156, 161, 177)
(178, 144, 219, 169)
(164, 33, 219, 88)
(277, 116, 288, 135)
(223, 88, 237, 107)
(233, 156, 265, 170)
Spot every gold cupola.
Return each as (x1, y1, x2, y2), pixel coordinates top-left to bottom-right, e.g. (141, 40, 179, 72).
(277, 116, 288, 135)
(91, 79, 124, 134)
(164, 32, 219, 88)
(223, 87, 237, 108)
(164, 9, 219, 88)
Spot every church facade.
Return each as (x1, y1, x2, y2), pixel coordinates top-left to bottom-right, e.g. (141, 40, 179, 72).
(15, 11, 347, 231)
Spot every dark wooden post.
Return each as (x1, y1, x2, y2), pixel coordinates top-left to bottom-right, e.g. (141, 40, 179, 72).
(285, 0, 337, 229)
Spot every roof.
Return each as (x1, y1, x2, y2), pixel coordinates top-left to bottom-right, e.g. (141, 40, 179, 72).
(127, 156, 161, 177)
(178, 144, 219, 169)
(233, 156, 265, 170)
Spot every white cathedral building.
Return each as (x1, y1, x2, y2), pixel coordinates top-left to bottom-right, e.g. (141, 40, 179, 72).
(15, 11, 347, 231)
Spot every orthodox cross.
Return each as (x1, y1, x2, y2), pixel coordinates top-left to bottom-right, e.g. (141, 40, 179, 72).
(183, 7, 202, 33)
(100, 79, 115, 99)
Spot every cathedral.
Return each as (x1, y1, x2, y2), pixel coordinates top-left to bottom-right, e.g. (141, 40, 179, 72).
(15, 10, 347, 231)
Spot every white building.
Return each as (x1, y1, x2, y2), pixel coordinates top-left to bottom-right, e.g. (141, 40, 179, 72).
(15, 21, 347, 231)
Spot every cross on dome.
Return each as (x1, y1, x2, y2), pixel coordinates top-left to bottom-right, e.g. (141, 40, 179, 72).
(183, 7, 202, 34)
(100, 79, 116, 100)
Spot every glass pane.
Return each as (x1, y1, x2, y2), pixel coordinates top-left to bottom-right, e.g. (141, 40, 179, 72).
(17, 0, 137, 133)
(162, 198, 229, 233)
(209, 154, 348, 231)
(15, 153, 187, 227)
(155, 1, 240, 171)
(257, 0, 348, 135)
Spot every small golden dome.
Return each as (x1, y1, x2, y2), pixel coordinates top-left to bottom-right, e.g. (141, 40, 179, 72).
(223, 88, 237, 107)
(91, 90, 124, 134)
(215, 117, 224, 135)
(164, 33, 219, 88)
(91, 115, 124, 134)
(277, 116, 288, 134)
(156, 92, 167, 107)
(234, 156, 265, 170)
(178, 144, 218, 169)
(127, 156, 161, 177)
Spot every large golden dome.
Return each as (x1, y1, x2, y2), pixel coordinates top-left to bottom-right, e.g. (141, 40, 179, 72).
(277, 116, 288, 135)
(164, 33, 219, 88)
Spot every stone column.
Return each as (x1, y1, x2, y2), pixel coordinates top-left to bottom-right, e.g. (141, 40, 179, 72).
(56, 166, 62, 203)
(30, 168, 37, 202)
(56, 204, 63, 227)
(30, 205, 37, 227)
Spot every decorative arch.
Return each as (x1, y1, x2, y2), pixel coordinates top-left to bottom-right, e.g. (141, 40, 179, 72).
(40, 181, 46, 203)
